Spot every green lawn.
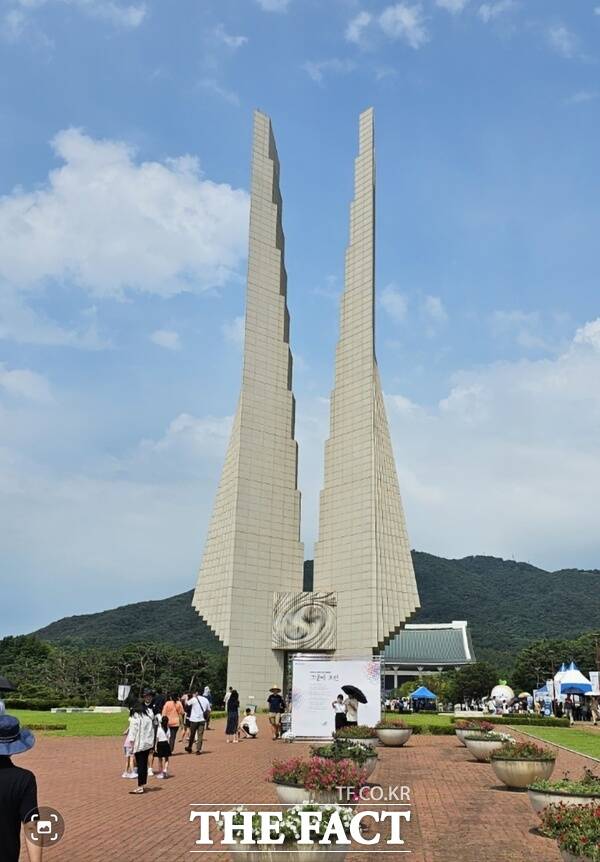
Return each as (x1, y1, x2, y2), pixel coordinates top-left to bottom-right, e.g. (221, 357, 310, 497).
(514, 725, 600, 760)
(11, 709, 226, 737)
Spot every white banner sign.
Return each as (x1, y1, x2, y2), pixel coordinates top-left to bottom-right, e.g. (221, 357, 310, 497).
(590, 671, 600, 696)
(291, 658, 381, 738)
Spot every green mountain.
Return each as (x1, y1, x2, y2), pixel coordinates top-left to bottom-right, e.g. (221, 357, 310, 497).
(31, 552, 599, 671)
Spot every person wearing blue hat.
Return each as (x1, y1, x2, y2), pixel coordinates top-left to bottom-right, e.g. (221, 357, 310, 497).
(0, 714, 42, 862)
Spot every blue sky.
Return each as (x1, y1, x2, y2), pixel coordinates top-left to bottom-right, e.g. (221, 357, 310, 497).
(1, 0, 599, 635)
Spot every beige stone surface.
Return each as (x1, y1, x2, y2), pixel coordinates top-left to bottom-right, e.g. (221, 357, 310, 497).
(313, 107, 420, 654)
(192, 110, 304, 705)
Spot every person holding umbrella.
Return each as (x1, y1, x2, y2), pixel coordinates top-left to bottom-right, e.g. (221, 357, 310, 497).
(341, 684, 368, 727)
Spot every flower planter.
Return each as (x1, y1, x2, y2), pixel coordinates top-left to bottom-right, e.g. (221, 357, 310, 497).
(274, 783, 311, 804)
(362, 755, 378, 778)
(491, 759, 555, 789)
(233, 844, 347, 862)
(464, 737, 504, 762)
(528, 788, 600, 815)
(375, 728, 412, 747)
(455, 729, 469, 747)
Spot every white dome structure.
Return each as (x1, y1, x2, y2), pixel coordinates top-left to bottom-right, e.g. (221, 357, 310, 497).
(490, 684, 514, 701)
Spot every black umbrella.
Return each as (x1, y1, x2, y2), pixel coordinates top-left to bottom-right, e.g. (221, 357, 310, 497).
(0, 676, 15, 692)
(341, 684, 367, 704)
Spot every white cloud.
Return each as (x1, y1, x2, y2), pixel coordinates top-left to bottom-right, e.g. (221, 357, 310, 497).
(380, 284, 409, 322)
(547, 24, 580, 60)
(478, 0, 515, 23)
(565, 90, 598, 105)
(221, 315, 245, 348)
(303, 58, 355, 84)
(345, 10, 372, 45)
(379, 3, 429, 49)
(255, 0, 290, 11)
(3, 0, 146, 37)
(436, 0, 469, 14)
(0, 288, 108, 347)
(199, 78, 240, 106)
(423, 295, 447, 324)
(380, 317, 600, 567)
(0, 128, 249, 299)
(214, 24, 247, 49)
(490, 309, 558, 351)
(0, 364, 53, 402)
(150, 329, 180, 351)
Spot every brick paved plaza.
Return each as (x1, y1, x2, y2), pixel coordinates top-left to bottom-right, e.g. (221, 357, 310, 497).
(17, 716, 592, 862)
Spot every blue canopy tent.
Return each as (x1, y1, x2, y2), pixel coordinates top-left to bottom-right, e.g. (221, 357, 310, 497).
(409, 686, 437, 700)
(559, 662, 592, 696)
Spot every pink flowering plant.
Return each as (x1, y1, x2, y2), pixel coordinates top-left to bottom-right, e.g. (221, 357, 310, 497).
(269, 758, 308, 787)
(303, 757, 367, 793)
(376, 718, 409, 729)
(491, 741, 556, 762)
(539, 803, 600, 860)
(455, 720, 495, 732)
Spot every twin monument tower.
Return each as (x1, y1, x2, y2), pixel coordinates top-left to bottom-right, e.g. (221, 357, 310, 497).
(192, 108, 420, 704)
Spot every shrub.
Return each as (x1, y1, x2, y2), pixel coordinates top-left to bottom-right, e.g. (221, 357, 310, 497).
(529, 769, 600, 797)
(310, 741, 377, 765)
(24, 724, 68, 731)
(333, 725, 376, 740)
(3, 698, 86, 711)
(455, 720, 495, 732)
(410, 725, 456, 735)
(451, 715, 570, 728)
(304, 757, 366, 792)
(376, 719, 409, 729)
(269, 758, 308, 787)
(464, 732, 515, 743)
(539, 803, 600, 860)
(491, 741, 556, 762)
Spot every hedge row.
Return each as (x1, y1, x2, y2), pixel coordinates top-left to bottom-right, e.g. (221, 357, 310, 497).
(3, 699, 87, 711)
(449, 714, 570, 728)
(410, 725, 456, 736)
(26, 724, 68, 731)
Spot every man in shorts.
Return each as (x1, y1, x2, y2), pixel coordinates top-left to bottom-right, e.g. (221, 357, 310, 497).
(267, 686, 285, 740)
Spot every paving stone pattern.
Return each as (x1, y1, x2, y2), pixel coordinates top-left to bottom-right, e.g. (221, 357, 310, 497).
(18, 718, 585, 862)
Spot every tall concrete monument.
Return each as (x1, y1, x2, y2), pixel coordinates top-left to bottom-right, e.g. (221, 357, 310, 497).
(192, 110, 304, 704)
(193, 108, 420, 705)
(313, 108, 420, 654)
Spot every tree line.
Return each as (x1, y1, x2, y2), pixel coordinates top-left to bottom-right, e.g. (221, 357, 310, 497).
(0, 635, 227, 709)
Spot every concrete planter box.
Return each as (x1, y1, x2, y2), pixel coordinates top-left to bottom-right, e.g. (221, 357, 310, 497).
(274, 783, 310, 804)
(464, 737, 504, 762)
(455, 729, 470, 746)
(491, 758, 555, 789)
(528, 788, 600, 815)
(362, 756, 378, 779)
(376, 728, 412, 747)
(234, 845, 347, 862)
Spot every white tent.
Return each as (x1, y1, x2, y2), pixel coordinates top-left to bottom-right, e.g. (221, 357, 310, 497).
(559, 662, 592, 696)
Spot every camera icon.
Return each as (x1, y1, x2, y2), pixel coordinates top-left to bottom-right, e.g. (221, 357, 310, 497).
(25, 807, 65, 847)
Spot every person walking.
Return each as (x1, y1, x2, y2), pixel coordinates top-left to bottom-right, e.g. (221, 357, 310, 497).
(0, 715, 42, 862)
(128, 701, 155, 794)
(185, 689, 211, 755)
(203, 686, 213, 730)
(154, 717, 171, 779)
(267, 686, 285, 740)
(225, 689, 240, 743)
(162, 694, 183, 753)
